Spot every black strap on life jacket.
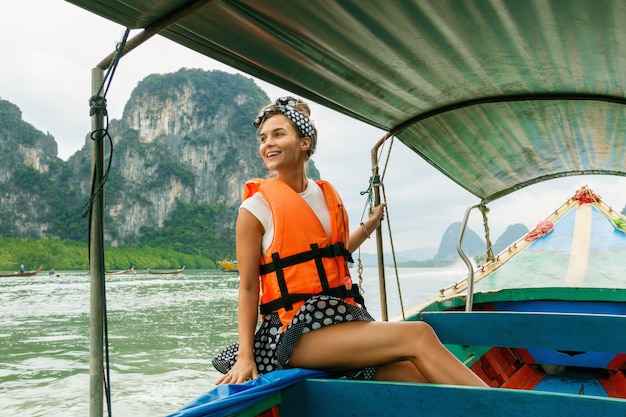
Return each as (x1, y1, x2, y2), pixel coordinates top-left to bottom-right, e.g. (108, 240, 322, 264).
(259, 242, 362, 314)
(259, 283, 365, 315)
(259, 242, 353, 275)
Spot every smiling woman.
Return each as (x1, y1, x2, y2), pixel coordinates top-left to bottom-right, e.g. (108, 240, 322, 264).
(211, 96, 486, 389)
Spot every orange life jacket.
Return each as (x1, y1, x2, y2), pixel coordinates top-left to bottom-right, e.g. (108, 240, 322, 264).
(243, 178, 363, 329)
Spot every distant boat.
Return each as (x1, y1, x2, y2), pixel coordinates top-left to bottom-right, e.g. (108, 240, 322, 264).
(105, 265, 135, 276)
(216, 259, 238, 273)
(147, 266, 185, 275)
(0, 264, 43, 278)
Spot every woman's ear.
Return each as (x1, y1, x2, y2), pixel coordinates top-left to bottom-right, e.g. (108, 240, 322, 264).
(301, 136, 311, 151)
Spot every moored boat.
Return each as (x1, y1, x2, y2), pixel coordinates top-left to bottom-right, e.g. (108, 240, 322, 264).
(0, 264, 43, 278)
(216, 259, 238, 273)
(104, 265, 135, 276)
(147, 265, 185, 275)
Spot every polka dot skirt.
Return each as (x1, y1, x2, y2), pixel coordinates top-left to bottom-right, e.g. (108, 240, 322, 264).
(212, 295, 378, 380)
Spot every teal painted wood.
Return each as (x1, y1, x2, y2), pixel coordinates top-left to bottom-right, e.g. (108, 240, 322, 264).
(278, 379, 626, 416)
(421, 311, 626, 353)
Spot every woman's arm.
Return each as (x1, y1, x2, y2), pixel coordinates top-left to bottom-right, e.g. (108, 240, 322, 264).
(215, 208, 263, 385)
(347, 203, 386, 252)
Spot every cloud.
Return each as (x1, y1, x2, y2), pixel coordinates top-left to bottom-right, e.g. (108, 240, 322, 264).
(2, 1, 626, 255)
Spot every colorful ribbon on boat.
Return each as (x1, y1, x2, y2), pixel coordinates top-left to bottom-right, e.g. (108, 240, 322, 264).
(525, 220, 554, 241)
(573, 187, 599, 205)
(614, 215, 626, 231)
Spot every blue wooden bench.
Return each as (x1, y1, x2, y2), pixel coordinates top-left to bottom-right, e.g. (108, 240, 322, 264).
(419, 311, 626, 353)
(279, 378, 626, 416)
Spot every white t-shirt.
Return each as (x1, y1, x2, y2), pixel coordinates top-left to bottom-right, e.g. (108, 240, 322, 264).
(240, 178, 331, 253)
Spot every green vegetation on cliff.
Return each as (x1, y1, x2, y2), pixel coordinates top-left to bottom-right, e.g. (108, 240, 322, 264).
(138, 200, 236, 261)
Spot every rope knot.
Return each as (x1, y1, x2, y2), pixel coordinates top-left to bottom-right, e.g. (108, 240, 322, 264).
(359, 175, 382, 195)
(89, 95, 107, 116)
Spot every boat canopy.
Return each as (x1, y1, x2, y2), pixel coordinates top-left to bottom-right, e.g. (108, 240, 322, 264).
(66, 0, 626, 202)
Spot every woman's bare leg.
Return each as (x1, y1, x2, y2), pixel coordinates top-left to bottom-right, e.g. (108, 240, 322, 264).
(374, 360, 427, 383)
(288, 320, 487, 387)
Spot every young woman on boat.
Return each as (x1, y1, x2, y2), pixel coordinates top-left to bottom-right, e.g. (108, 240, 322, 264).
(213, 97, 487, 388)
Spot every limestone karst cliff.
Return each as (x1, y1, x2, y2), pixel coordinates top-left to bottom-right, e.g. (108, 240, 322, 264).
(0, 98, 75, 239)
(1, 69, 321, 249)
(81, 69, 272, 245)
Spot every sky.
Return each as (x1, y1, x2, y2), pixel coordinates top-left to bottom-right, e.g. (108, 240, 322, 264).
(2, 1, 626, 255)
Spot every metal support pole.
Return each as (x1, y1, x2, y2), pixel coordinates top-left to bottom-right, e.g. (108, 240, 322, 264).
(89, 67, 106, 417)
(457, 203, 481, 312)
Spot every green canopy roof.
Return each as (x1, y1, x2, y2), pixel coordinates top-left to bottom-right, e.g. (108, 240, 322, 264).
(66, 0, 626, 202)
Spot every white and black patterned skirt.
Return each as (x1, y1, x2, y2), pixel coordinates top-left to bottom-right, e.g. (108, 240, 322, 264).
(212, 295, 378, 380)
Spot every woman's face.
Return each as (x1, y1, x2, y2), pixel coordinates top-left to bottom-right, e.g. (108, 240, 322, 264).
(258, 114, 310, 173)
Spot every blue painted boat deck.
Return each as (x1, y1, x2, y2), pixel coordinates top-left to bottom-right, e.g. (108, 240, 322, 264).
(277, 379, 626, 416)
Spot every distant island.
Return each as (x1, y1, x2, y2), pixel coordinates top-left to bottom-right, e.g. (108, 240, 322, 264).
(356, 221, 532, 268)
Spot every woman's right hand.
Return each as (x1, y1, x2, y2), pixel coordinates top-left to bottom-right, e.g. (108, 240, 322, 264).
(215, 356, 259, 385)
(216, 209, 264, 386)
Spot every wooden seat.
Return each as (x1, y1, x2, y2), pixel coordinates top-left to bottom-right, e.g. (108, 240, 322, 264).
(419, 311, 626, 353)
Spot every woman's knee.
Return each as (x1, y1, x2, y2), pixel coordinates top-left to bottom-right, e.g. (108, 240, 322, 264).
(407, 321, 440, 348)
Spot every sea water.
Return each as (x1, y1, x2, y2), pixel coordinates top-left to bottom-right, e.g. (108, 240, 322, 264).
(0, 266, 466, 416)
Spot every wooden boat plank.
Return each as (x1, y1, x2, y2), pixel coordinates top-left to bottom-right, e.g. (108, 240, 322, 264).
(278, 379, 626, 417)
(421, 311, 626, 353)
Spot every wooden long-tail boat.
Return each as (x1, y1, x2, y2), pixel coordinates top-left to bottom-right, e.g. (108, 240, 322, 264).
(67, 1, 626, 416)
(216, 260, 239, 273)
(104, 265, 135, 276)
(0, 264, 43, 278)
(147, 266, 185, 275)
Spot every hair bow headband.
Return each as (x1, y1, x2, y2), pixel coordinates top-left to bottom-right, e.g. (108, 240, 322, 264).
(253, 97, 316, 145)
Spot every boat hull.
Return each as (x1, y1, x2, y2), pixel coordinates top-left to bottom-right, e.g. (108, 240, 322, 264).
(169, 368, 626, 417)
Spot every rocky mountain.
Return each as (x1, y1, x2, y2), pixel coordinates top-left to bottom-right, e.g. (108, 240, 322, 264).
(0, 99, 83, 239)
(432, 222, 485, 261)
(492, 223, 529, 254)
(357, 222, 529, 267)
(0, 69, 320, 257)
(67, 69, 274, 245)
